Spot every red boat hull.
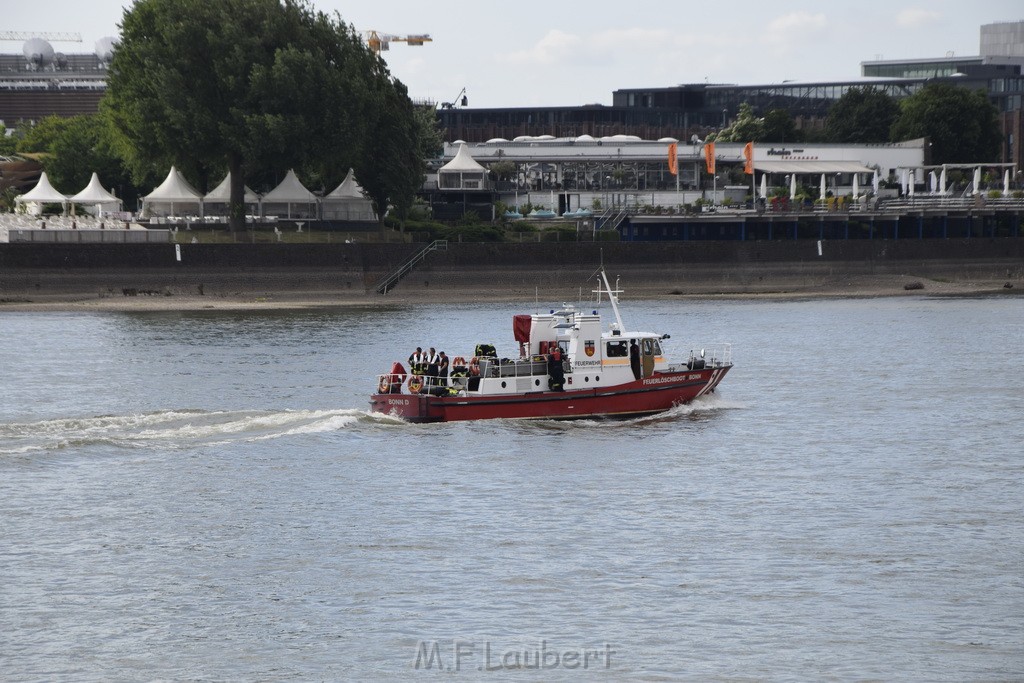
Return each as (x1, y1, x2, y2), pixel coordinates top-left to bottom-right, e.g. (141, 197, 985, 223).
(370, 366, 730, 423)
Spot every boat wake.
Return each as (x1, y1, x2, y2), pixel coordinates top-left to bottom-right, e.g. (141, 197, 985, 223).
(0, 408, 406, 455)
(632, 392, 746, 424)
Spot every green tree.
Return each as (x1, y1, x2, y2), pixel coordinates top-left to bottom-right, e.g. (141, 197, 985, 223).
(103, 0, 382, 230)
(762, 109, 799, 142)
(46, 115, 134, 203)
(15, 116, 73, 154)
(0, 124, 17, 157)
(890, 82, 1000, 163)
(354, 79, 425, 236)
(413, 104, 444, 160)
(824, 86, 899, 143)
(487, 160, 517, 182)
(715, 102, 765, 143)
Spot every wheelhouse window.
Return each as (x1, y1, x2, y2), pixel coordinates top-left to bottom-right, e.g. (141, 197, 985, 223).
(606, 340, 628, 358)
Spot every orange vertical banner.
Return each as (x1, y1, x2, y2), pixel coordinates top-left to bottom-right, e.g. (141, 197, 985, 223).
(667, 142, 678, 176)
(704, 142, 716, 174)
(743, 142, 754, 175)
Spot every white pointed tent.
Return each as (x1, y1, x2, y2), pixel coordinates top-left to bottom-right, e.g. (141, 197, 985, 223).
(70, 173, 123, 216)
(142, 166, 203, 217)
(203, 172, 260, 216)
(260, 169, 317, 219)
(438, 143, 490, 190)
(14, 171, 68, 215)
(320, 168, 376, 221)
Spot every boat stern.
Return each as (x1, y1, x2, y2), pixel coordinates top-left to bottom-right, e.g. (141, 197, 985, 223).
(369, 393, 437, 422)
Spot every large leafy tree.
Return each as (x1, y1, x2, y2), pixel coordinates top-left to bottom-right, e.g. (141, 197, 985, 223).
(103, 0, 395, 230)
(890, 82, 1000, 164)
(355, 80, 424, 235)
(824, 86, 899, 143)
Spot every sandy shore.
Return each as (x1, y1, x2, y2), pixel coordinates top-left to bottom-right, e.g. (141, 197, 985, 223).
(1, 274, 1018, 312)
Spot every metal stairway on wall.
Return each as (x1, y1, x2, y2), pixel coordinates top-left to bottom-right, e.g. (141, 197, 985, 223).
(375, 240, 448, 294)
(597, 208, 629, 232)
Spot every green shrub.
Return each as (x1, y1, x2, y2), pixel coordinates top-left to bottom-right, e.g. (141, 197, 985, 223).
(540, 226, 579, 242)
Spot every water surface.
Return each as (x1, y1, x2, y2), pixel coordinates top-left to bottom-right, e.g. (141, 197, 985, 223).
(1, 296, 1022, 680)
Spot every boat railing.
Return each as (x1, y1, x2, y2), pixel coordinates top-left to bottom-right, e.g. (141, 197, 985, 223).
(375, 373, 461, 396)
(678, 343, 731, 370)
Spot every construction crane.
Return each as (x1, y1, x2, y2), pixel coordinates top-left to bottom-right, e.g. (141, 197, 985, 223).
(441, 87, 468, 110)
(363, 30, 432, 55)
(0, 32, 82, 42)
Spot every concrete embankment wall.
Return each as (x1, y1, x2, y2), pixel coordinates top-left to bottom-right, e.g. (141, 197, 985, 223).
(1, 239, 1022, 299)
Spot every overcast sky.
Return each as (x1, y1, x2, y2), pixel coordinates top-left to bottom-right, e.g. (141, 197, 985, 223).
(5, 1, 1022, 108)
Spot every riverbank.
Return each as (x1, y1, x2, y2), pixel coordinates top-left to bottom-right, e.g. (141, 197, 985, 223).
(0, 273, 1018, 312)
(1, 239, 1021, 311)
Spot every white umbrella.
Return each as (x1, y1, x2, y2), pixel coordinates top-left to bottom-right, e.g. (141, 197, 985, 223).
(939, 166, 947, 195)
(789, 173, 797, 200)
(820, 174, 826, 205)
(1004, 169, 1011, 195)
(872, 170, 879, 194)
(759, 174, 767, 200)
(852, 173, 859, 198)
(972, 167, 981, 195)
(908, 172, 915, 197)
(929, 171, 938, 194)
(900, 169, 907, 195)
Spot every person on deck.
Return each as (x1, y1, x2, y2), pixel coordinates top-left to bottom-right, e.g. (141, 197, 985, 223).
(548, 345, 565, 391)
(629, 340, 642, 380)
(437, 352, 450, 387)
(408, 347, 425, 375)
(426, 347, 440, 387)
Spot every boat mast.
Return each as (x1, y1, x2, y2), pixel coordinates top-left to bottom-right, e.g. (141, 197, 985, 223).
(595, 267, 626, 332)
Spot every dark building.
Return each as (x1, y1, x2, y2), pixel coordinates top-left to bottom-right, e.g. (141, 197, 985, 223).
(0, 38, 112, 125)
(3, 23, 1023, 167)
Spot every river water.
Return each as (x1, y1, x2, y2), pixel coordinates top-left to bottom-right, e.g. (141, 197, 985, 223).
(1, 296, 1022, 681)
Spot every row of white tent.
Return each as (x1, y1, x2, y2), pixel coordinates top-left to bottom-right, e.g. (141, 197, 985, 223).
(14, 167, 376, 221)
(14, 172, 123, 215)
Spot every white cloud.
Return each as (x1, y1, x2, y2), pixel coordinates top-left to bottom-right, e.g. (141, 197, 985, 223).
(765, 11, 827, 35)
(501, 29, 586, 66)
(499, 27, 696, 70)
(896, 8, 941, 28)
(759, 11, 827, 56)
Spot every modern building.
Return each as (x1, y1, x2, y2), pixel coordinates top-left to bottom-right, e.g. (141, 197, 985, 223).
(0, 37, 113, 125)
(421, 136, 929, 220)
(2, 23, 1022, 167)
(440, 21, 1024, 167)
